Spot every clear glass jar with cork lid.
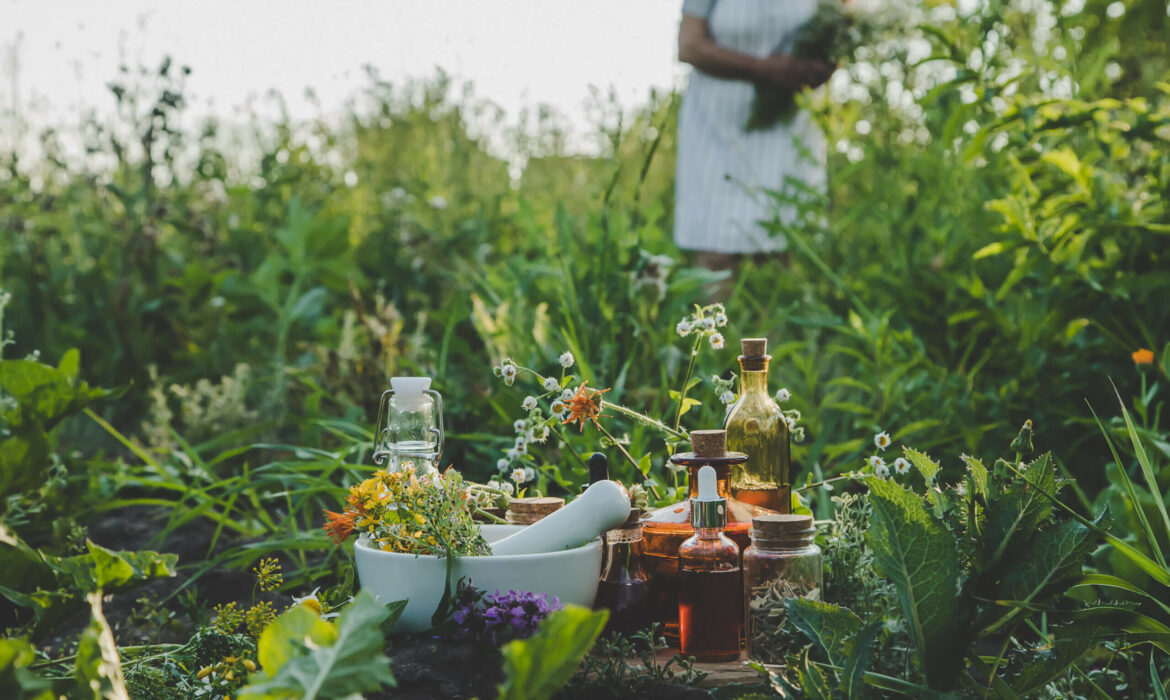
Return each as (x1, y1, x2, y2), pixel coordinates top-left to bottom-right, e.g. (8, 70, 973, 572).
(743, 514, 822, 666)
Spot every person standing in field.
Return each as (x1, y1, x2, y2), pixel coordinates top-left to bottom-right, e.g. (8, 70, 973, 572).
(675, 0, 835, 298)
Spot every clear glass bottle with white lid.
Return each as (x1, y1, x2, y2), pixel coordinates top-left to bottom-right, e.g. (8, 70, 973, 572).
(373, 376, 444, 473)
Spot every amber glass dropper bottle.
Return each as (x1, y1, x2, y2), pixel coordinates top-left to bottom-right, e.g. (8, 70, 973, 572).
(725, 338, 791, 513)
(678, 465, 743, 662)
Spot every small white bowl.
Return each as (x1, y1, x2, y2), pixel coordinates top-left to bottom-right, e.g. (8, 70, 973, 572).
(354, 524, 602, 632)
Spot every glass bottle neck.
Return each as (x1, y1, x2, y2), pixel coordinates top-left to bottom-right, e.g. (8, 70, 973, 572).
(739, 369, 769, 394)
(694, 527, 725, 539)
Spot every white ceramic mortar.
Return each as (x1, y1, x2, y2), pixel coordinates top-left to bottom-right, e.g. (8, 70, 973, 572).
(354, 524, 602, 632)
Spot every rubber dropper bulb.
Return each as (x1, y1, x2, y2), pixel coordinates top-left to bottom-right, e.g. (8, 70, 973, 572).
(696, 465, 717, 501)
(690, 465, 726, 529)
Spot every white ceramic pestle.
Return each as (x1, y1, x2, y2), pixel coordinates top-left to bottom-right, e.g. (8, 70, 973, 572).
(489, 480, 630, 556)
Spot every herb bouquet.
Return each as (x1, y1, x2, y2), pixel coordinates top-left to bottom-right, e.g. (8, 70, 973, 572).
(745, 0, 863, 131)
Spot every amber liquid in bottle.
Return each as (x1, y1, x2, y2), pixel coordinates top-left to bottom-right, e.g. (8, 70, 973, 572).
(643, 460, 770, 641)
(725, 347, 791, 514)
(594, 517, 652, 636)
(678, 530, 742, 662)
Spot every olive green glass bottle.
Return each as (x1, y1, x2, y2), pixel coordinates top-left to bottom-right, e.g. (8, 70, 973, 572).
(724, 338, 790, 513)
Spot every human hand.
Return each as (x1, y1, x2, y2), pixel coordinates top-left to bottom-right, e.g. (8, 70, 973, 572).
(756, 54, 834, 90)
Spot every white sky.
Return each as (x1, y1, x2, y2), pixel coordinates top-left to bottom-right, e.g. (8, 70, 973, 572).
(2, 0, 688, 152)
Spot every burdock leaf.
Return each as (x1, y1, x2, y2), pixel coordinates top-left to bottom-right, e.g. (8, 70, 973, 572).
(866, 477, 962, 690)
(904, 447, 940, 483)
(784, 598, 861, 667)
(497, 606, 608, 700)
(1000, 518, 1095, 604)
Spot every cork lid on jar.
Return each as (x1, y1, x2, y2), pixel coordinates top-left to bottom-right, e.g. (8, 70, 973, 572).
(739, 338, 770, 371)
(691, 429, 727, 458)
(752, 513, 815, 535)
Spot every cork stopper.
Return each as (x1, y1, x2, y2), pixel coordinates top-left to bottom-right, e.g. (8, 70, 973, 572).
(621, 507, 644, 527)
(752, 513, 814, 535)
(741, 338, 767, 356)
(506, 496, 565, 525)
(691, 429, 727, 458)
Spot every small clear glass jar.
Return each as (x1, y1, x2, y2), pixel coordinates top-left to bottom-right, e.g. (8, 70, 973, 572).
(743, 514, 822, 666)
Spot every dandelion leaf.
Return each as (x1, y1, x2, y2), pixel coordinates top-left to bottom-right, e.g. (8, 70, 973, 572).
(903, 447, 940, 483)
(865, 477, 962, 690)
(981, 453, 1056, 569)
(960, 454, 989, 500)
(784, 599, 880, 697)
(497, 605, 608, 700)
(239, 591, 395, 700)
(1000, 517, 1096, 604)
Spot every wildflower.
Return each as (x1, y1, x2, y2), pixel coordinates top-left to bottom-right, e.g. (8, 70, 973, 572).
(245, 601, 277, 637)
(709, 333, 725, 350)
(501, 364, 517, 385)
(511, 468, 528, 484)
(893, 457, 910, 475)
(522, 396, 538, 411)
(785, 415, 797, 430)
(550, 399, 566, 414)
(868, 455, 886, 470)
(323, 510, 357, 545)
(676, 320, 691, 337)
(875, 463, 890, 479)
(776, 388, 792, 402)
(720, 390, 736, 405)
(874, 431, 891, 451)
(497, 458, 509, 471)
(560, 388, 574, 401)
(513, 419, 526, 433)
(506, 448, 521, 460)
(559, 351, 575, 368)
(714, 311, 728, 327)
(542, 377, 560, 392)
(561, 382, 612, 432)
(211, 601, 244, 634)
(429, 195, 448, 210)
(523, 467, 536, 482)
(1133, 348, 1155, 366)
(532, 425, 550, 443)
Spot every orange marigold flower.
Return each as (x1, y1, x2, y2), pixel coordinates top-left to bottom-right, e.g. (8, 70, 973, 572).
(562, 382, 611, 432)
(1133, 348, 1155, 366)
(323, 510, 357, 545)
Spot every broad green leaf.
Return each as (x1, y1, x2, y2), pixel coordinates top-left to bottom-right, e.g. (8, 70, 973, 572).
(47, 541, 177, 593)
(866, 477, 962, 690)
(797, 651, 835, 700)
(960, 454, 989, 500)
(73, 592, 129, 700)
(1000, 518, 1095, 604)
(1009, 626, 1103, 697)
(497, 605, 608, 700)
(239, 591, 395, 700)
(784, 598, 862, 667)
(982, 454, 1056, 570)
(0, 638, 53, 700)
(903, 447, 940, 483)
(843, 620, 882, 699)
(257, 606, 338, 674)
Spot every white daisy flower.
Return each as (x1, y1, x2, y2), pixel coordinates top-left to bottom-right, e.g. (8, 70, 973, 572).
(869, 455, 886, 469)
(542, 377, 560, 392)
(776, 388, 792, 402)
(533, 425, 550, 443)
(513, 420, 526, 433)
(676, 320, 691, 337)
(522, 396, 538, 411)
(550, 400, 566, 414)
(522, 467, 537, 482)
(497, 458, 509, 471)
(514, 440, 528, 455)
(560, 388, 575, 401)
(501, 364, 517, 385)
(709, 333, 725, 350)
(559, 351, 575, 368)
(511, 468, 528, 483)
(719, 390, 736, 405)
(701, 317, 716, 330)
(875, 463, 890, 479)
(874, 431, 892, 451)
(429, 194, 448, 210)
(506, 448, 521, 460)
(714, 312, 728, 327)
(893, 457, 911, 475)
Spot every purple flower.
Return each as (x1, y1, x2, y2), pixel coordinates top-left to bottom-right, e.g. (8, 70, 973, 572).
(450, 583, 562, 645)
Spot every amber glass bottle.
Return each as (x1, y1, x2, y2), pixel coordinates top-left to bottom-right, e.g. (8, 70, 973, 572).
(678, 465, 743, 661)
(643, 430, 775, 641)
(725, 338, 790, 513)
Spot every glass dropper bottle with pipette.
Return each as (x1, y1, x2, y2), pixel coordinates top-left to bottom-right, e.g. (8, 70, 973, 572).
(642, 429, 777, 642)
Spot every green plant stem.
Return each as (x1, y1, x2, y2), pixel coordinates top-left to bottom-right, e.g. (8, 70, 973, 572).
(672, 338, 700, 433)
(600, 400, 686, 440)
(593, 420, 661, 500)
(795, 474, 854, 492)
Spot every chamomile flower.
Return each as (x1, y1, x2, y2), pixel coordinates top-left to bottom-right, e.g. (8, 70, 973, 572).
(709, 333, 725, 350)
(720, 390, 736, 405)
(501, 364, 518, 385)
(869, 455, 886, 470)
(513, 420, 526, 433)
(522, 467, 536, 482)
(560, 388, 575, 401)
(532, 425, 550, 443)
(875, 463, 890, 479)
(550, 399, 566, 414)
(542, 377, 560, 392)
(497, 458, 509, 471)
(874, 431, 891, 451)
(701, 317, 717, 331)
(776, 388, 792, 402)
(893, 457, 911, 475)
(506, 448, 521, 460)
(522, 396, 538, 411)
(559, 351, 575, 368)
(511, 468, 528, 484)
(676, 320, 691, 337)
(714, 312, 728, 327)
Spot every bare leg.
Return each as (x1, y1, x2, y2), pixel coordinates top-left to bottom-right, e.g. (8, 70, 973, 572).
(696, 251, 742, 303)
